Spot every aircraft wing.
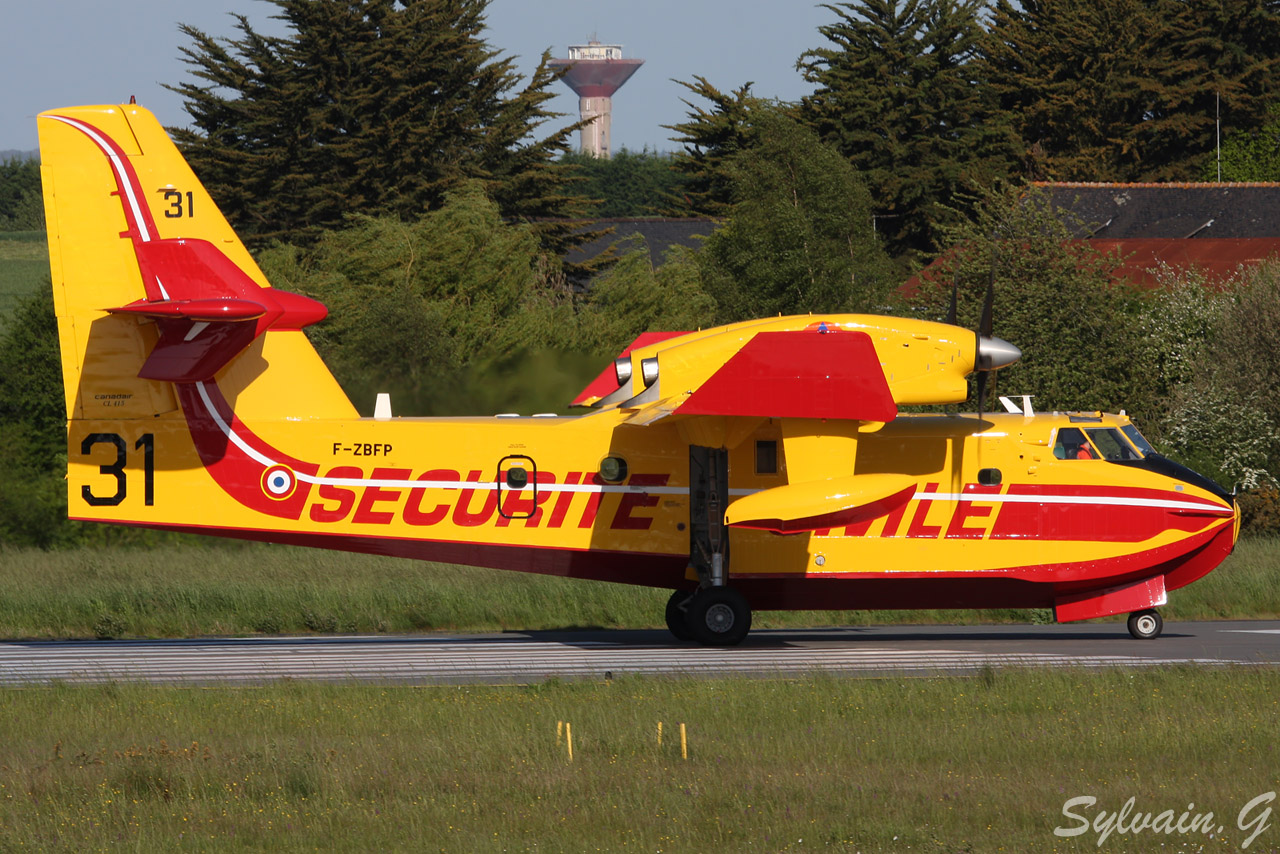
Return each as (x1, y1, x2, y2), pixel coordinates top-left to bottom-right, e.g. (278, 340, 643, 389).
(589, 316, 978, 425)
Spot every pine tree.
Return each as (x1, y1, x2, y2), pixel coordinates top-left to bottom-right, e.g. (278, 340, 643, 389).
(663, 77, 769, 217)
(982, 0, 1280, 181)
(1152, 0, 1280, 181)
(168, 0, 585, 247)
(798, 0, 1020, 256)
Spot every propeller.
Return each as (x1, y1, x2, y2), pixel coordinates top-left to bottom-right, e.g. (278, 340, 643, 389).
(967, 256, 1021, 417)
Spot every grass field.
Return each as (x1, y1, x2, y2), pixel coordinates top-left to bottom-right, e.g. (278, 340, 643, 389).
(0, 231, 47, 331)
(1, 668, 1278, 852)
(1, 536, 1277, 640)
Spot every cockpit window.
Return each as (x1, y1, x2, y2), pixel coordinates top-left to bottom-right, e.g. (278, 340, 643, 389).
(1121, 424, 1155, 456)
(1052, 427, 1096, 460)
(1086, 428, 1143, 461)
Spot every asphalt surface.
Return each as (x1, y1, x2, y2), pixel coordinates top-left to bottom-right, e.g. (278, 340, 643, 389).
(3, 620, 1279, 686)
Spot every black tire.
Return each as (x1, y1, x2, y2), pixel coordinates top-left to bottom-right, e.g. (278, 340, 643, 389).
(686, 587, 752, 646)
(1128, 609, 1163, 640)
(665, 589, 695, 641)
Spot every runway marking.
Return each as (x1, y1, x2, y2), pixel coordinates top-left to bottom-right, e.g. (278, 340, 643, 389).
(0, 637, 1246, 686)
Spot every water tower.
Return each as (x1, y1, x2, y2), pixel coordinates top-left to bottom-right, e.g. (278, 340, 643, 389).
(549, 40, 644, 159)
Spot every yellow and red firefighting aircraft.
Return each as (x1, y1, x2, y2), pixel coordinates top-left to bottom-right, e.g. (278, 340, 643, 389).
(39, 103, 1239, 645)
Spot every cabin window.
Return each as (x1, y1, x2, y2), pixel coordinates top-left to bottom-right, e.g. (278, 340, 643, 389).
(978, 467, 1002, 486)
(1086, 428, 1143, 462)
(1052, 427, 1097, 460)
(755, 440, 778, 475)
(505, 467, 528, 489)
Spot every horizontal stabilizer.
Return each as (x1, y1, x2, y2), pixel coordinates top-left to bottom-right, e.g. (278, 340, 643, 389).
(109, 298, 266, 321)
(725, 473, 917, 533)
(678, 329, 898, 422)
(105, 238, 328, 383)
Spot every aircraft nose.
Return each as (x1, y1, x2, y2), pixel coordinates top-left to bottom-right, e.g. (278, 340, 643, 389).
(977, 335, 1021, 371)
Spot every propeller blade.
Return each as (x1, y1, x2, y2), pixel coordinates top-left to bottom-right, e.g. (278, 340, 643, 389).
(946, 267, 958, 326)
(979, 266, 995, 339)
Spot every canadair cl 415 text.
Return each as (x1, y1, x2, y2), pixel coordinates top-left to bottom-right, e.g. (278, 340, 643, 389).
(39, 104, 1239, 644)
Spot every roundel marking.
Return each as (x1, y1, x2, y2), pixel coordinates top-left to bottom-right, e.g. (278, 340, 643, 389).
(262, 465, 296, 500)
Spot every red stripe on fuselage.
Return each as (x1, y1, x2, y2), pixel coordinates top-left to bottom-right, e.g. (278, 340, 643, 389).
(988, 483, 1227, 542)
(177, 382, 317, 519)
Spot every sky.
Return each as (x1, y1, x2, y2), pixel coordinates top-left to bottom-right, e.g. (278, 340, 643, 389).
(1, 0, 840, 156)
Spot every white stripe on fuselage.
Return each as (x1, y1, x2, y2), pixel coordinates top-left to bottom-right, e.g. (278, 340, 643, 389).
(916, 491, 1228, 515)
(192, 384, 1228, 509)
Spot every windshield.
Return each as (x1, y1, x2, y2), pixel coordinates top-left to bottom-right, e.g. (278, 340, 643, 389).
(1086, 428, 1143, 461)
(1121, 424, 1155, 456)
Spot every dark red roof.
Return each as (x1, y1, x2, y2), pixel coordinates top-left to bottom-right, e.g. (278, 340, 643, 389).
(1089, 238, 1280, 288)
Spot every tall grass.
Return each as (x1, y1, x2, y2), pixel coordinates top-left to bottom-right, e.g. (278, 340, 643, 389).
(1, 537, 1277, 640)
(1, 669, 1278, 852)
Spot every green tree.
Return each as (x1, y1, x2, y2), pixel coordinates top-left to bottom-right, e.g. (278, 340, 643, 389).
(1152, 0, 1280, 180)
(0, 288, 70, 546)
(257, 182, 581, 415)
(0, 157, 44, 232)
(914, 184, 1147, 413)
(697, 108, 895, 322)
(575, 239, 715, 354)
(1161, 261, 1280, 489)
(1211, 102, 1280, 181)
(561, 149, 690, 218)
(1129, 265, 1231, 445)
(983, 0, 1280, 182)
(799, 0, 1020, 256)
(664, 77, 768, 217)
(169, 0, 584, 249)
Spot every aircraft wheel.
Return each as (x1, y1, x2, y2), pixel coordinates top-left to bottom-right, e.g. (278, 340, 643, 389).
(1127, 609, 1163, 640)
(686, 587, 752, 646)
(665, 590, 695, 641)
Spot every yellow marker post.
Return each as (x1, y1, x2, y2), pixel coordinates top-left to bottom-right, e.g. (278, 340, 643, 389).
(657, 721, 663, 746)
(566, 722, 574, 762)
(556, 720, 563, 743)
(680, 723, 687, 760)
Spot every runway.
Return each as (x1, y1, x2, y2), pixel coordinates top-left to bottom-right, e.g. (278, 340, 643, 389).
(3, 621, 1279, 686)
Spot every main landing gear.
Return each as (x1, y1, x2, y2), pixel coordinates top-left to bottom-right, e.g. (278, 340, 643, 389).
(1127, 609, 1163, 639)
(667, 587, 753, 646)
(666, 445, 754, 646)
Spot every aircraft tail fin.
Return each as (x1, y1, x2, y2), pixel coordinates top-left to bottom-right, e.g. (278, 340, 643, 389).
(38, 104, 356, 423)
